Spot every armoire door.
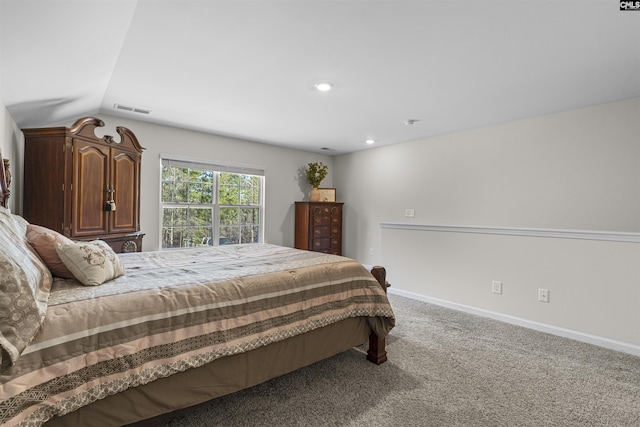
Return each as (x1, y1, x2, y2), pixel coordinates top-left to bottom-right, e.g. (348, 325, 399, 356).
(72, 141, 110, 237)
(110, 148, 140, 234)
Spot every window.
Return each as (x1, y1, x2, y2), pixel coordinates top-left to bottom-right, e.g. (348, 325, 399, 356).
(161, 157, 264, 249)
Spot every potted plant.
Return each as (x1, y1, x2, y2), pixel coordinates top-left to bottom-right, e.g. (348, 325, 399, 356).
(305, 162, 328, 202)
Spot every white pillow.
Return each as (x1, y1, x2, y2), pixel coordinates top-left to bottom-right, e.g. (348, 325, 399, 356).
(12, 213, 29, 237)
(56, 240, 125, 286)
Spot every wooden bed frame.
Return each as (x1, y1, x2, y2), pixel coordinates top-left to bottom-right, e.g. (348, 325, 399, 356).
(0, 150, 9, 209)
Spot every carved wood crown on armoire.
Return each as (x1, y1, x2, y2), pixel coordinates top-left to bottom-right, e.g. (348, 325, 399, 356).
(22, 117, 145, 253)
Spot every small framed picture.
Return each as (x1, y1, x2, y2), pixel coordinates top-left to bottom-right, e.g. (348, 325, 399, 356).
(318, 188, 336, 202)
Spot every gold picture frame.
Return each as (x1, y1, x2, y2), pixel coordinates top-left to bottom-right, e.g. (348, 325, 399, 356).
(318, 188, 336, 202)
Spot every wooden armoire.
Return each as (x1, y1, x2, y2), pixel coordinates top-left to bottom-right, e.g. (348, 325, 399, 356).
(22, 117, 145, 253)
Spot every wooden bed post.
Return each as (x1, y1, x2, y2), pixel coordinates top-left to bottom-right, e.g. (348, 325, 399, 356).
(368, 266, 389, 364)
(0, 151, 10, 209)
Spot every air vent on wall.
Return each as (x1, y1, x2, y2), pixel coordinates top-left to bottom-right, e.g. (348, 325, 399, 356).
(113, 103, 151, 115)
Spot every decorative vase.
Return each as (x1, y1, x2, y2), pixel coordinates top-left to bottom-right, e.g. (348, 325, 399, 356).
(309, 187, 321, 202)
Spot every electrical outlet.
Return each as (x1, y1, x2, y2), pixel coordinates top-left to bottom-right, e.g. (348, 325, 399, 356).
(538, 288, 549, 303)
(404, 209, 415, 218)
(369, 248, 374, 256)
(491, 280, 502, 294)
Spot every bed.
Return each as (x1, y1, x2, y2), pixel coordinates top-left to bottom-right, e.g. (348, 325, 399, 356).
(0, 151, 395, 427)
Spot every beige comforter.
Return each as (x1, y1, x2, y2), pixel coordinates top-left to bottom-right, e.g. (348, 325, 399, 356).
(0, 244, 394, 427)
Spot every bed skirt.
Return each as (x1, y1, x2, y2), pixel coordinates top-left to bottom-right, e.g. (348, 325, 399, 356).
(44, 317, 371, 427)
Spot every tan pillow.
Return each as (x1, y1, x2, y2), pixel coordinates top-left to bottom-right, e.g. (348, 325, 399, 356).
(0, 208, 53, 367)
(55, 240, 125, 286)
(26, 224, 75, 279)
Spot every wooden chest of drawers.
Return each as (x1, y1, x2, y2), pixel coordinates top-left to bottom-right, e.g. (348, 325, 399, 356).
(294, 202, 343, 255)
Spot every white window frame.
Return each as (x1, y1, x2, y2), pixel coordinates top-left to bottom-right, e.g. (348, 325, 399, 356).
(160, 154, 265, 249)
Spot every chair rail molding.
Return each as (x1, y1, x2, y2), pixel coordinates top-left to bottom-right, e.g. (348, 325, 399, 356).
(379, 222, 640, 243)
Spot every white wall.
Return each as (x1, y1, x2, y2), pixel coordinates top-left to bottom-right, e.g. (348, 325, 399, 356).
(334, 98, 640, 353)
(90, 115, 333, 251)
(0, 101, 23, 213)
(0, 33, 21, 212)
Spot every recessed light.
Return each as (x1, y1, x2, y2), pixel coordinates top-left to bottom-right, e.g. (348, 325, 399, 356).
(315, 81, 334, 92)
(365, 139, 375, 145)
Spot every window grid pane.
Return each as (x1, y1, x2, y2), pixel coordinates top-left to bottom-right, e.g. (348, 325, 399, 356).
(161, 163, 262, 249)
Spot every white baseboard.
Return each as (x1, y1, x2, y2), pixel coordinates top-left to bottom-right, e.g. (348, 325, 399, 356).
(388, 287, 640, 357)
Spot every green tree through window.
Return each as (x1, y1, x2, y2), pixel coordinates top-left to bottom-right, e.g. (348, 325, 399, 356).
(161, 159, 264, 249)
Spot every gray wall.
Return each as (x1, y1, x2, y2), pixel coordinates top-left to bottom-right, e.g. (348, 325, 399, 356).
(334, 98, 640, 352)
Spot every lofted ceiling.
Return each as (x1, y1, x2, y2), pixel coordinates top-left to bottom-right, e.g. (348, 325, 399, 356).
(1, 0, 639, 155)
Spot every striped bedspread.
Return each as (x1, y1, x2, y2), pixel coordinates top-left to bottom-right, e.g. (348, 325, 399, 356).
(0, 244, 394, 427)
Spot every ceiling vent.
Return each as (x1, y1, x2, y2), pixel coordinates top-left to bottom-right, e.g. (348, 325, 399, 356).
(113, 103, 151, 115)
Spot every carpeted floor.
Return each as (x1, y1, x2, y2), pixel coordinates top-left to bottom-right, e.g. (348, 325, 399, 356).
(159, 294, 640, 426)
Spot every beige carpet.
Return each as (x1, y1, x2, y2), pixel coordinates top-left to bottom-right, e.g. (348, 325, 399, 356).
(159, 294, 640, 426)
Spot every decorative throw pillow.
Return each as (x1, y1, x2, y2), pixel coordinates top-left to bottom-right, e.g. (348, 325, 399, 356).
(55, 240, 125, 286)
(0, 208, 52, 369)
(12, 214, 29, 237)
(26, 224, 75, 279)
